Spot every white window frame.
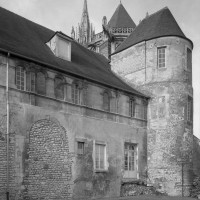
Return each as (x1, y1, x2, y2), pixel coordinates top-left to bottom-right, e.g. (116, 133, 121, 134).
(157, 47, 166, 68)
(16, 66, 26, 90)
(72, 83, 80, 104)
(93, 140, 108, 172)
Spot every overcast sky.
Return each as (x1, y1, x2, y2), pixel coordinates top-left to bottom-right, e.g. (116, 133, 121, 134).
(0, 0, 199, 137)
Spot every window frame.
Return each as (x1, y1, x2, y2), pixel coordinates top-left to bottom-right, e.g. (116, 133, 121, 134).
(186, 48, 192, 72)
(54, 76, 65, 100)
(157, 46, 166, 69)
(103, 91, 111, 112)
(16, 66, 26, 91)
(93, 141, 107, 172)
(71, 82, 80, 104)
(77, 141, 85, 155)
(36, 71, 46, 95)
(187, 96, 193, 123)
(129, 98, 136, 118)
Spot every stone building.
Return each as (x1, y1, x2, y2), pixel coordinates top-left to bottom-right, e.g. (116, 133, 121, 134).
(111, 6, 195, 196)
(0, 1, 200, 200)
(72, 1, 136, 59)
(0, 6, 148, 200)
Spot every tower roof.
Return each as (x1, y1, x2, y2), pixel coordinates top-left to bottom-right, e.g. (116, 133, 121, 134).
(114, 7, 193, 54)
(82, 0, 88, 15)
(108, 3, 136, 28)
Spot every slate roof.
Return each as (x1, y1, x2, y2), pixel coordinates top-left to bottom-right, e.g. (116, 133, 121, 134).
(0, 6, 146, 97)
(114, 7, 193, 54)
(108, 3, 136, 29)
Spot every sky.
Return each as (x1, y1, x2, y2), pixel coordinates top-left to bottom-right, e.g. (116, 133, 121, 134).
(0, 0, 199, 137)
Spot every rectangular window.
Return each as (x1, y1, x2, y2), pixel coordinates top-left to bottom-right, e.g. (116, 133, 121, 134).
(16, 66, 25, 90)
(129, 99, 135, 117)
(158, 47, 166, 68)
(72, 84, 79, 104)
(187, 48, 192, 71)
(77, 142, 84, 155)
(95, 143, 106, 171)
(124, 143, 138, 177)
(187, 96, 193, 122)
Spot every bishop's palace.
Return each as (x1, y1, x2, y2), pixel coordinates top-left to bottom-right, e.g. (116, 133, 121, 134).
(0, 0, 199, 199)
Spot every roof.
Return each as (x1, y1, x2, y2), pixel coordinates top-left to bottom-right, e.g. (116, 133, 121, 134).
(108, 3, 136, 29)
(0, 6, 147, 97)
(114, 7, 193, 54)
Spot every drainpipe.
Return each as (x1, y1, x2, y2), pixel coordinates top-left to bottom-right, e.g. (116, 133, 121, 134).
(144, 41, 147, 82)
(6, 52, 10, 200)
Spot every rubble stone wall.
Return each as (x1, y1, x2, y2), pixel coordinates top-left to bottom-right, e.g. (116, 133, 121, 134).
(111, 36, 193, 196)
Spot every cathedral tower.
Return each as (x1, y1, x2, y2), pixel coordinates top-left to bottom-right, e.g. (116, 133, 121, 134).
(111, 7, 193, 196)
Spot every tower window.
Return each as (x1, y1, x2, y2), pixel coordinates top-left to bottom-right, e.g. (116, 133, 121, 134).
(77, 142, 84, 155)
(16, 66, 25, 90)
(187, 48, 192, 71)
(158, 47, 166, 68)
(187, 96, 193, 122)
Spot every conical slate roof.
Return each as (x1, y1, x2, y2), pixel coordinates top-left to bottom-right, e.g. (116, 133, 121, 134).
(108, 3, 136, 28)
(114, 7, 193, 54)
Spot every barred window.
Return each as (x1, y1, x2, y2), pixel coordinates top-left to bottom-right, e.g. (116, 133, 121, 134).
(158, 47, 166, 68)
(72, 83, 79, 104)
(187, 96, 193, 122)
(16, 66, 25, 90)
(55, 77, 64, 100)
(77, 142, 84, 155)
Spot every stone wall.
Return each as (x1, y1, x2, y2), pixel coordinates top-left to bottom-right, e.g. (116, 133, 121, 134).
(111, 36, 193, 196)
(0, 86, 147, 199)
(193, 136, 200, 177)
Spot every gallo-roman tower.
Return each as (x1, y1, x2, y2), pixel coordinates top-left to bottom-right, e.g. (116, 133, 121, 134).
(111, 7, 193, 196)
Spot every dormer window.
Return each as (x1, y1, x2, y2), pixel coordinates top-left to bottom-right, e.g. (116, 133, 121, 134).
(47, 32, 71, 61)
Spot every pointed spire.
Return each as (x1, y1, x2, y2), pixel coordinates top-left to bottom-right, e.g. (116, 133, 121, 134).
(83, 0, 88, 14)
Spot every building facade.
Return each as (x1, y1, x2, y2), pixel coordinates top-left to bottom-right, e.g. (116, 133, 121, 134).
(0, 7, 148, 200)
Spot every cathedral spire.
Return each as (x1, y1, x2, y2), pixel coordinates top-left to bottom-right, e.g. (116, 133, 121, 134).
(83, 0, 88, 14)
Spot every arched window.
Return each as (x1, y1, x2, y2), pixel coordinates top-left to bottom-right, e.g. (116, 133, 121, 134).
(16, 66, 25, 90)
(36, 72, 46, 95)
(72, 83, 80, 104)
(103, 92, 110, 111)
(55, 77, 64, 100)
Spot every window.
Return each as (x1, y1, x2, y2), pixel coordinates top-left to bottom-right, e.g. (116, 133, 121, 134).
(124, 143, 138, 178)
(187, 96, 193, 122)
(55, 77, 64, 100)
(95, 143, 106, 171)
(187, 48, 192, 71)
(36, 72, 46, 95)
(103, 92, 110, 111)
(30, 72, 36, 92)
(72, 83, 80, 104)
(77, 142, 84, 155)
(158, 47, 166, 68)
(129, 98, 135, 117)
(16, 66, 25, 90)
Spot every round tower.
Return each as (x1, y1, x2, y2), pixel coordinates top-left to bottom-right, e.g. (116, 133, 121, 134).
(111, 7, 193, 196)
